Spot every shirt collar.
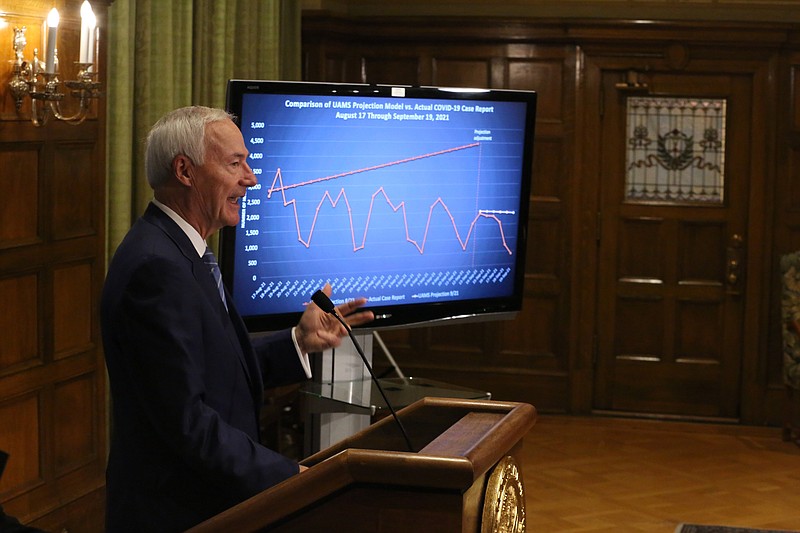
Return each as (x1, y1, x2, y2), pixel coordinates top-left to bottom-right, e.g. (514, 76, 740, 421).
(152, 198, 208, 258)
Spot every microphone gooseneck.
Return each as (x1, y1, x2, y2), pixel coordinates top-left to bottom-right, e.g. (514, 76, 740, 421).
(311, 290, 414, 452)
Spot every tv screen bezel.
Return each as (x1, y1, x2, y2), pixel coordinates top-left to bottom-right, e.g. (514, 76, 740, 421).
(221, 79, 536, 332)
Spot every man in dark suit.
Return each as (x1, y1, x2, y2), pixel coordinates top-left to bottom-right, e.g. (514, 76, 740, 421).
(101, 106, 373, 532)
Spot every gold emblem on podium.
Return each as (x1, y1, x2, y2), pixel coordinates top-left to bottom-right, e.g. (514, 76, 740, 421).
(481, 455, 526, 533)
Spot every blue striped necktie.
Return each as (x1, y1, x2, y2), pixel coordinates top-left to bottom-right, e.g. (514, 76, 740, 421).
(203, 247, 228, 311)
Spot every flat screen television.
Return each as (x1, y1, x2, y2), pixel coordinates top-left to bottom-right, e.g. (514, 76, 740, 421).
(221, 80, 537, 332)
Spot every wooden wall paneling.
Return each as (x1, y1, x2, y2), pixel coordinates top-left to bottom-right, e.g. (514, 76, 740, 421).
(0, 145, 41, 247)
(507, 49, 575, 410)
(568, 47, 599, 413)
(52, 140, 98, 241)
(303, 20, 576, 411)
(0, 273, 40, 375)
(52, 372, 97, 474)
(508, 47, 575, 410)
(52, 261, 93, 359)
(0, 1, 109, 530)
(767, 47, 800, 425)
(793, 64, 800, 132)
(432, 56, 493, 88)
(526, 197, 563, 275)
(775, 61, 800, 252)
(302, 23, 363, 83)
(499, 47, 576, 406)
(323, 46, 357, 83)
(302, 14, 792, 423)
(732, 57, 778, 424)
(787, 111, 800, 209)
(508, 56, 565, 122)
(362, 55, 422, 85)
(0, 392, 41, 496)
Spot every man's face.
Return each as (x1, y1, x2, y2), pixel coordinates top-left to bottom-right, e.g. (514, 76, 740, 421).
(187, 119, 257, 236)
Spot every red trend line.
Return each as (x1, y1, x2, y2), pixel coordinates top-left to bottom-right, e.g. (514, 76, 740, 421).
(267, 143, 480, 194)
(264, 143, 513, 255)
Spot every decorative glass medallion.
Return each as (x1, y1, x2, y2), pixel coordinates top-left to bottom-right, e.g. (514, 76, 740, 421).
(625, 96, 726, 204)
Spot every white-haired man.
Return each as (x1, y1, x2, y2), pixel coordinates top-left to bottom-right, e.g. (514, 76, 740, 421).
(101, 106, 373, 532)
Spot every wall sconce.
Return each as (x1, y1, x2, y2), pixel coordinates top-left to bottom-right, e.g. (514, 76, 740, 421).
(8, 1, 101, 126)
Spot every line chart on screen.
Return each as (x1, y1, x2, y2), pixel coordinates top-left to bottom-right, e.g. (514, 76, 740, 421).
(256, 143, 516, 256)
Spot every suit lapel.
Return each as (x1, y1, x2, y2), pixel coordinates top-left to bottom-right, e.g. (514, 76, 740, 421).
(143, 204, 261, 398)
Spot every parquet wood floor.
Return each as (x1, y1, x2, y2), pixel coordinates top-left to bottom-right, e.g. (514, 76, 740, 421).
(520, 415, 800, 532)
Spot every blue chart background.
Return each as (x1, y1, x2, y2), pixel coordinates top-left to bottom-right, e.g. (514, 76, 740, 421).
(232, 92, 528, 316)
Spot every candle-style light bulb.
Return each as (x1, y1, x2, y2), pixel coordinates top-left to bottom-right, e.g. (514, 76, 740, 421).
(45, 7, 59, 74)
(79, 1, 96, 65)
(47, 8, 59, 28)
(80, 1, 93, 19)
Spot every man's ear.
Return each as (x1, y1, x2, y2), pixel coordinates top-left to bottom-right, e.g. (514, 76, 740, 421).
(173, 155, 194, 187)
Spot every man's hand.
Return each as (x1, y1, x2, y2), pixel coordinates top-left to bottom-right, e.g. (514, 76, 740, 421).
(295, 283, 374, 354)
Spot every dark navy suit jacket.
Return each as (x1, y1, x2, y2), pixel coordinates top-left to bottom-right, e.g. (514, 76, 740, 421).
(101, 204, 307, 532)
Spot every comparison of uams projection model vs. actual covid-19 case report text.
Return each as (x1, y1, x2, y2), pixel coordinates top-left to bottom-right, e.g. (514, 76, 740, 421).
(228, 91, 529, 318)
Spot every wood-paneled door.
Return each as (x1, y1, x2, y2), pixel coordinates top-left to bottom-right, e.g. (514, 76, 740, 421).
(592, 70, 752, 419)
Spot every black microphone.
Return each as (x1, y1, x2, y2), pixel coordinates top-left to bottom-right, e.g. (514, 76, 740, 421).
(311, 290, 336, 313)
(311, 290, 414, 452)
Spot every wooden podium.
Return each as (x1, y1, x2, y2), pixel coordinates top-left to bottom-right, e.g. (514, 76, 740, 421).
(187, 397, 536, 533)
